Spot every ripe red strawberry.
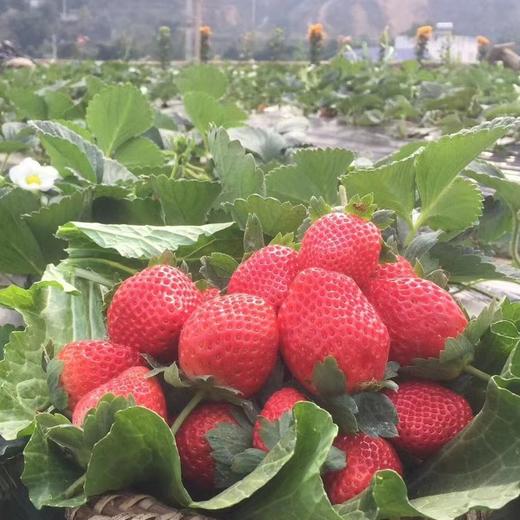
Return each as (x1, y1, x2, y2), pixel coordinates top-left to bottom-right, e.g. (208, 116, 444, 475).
(367, 277, 468, 365)
(371, 256, 416, 282)
(386, 380, 473, 459)
(176, 403, 237, 490)
(278, 268, 389, 394)
(228, 245, 299, 308)
(179, 294, 279, 397)
(199, 286, 220, 304)
(253, 388, 307, 451)
(72, 366, 167, 426)
(298, 212, 382, 288)
(107, 265, 201, 357)
(58, 340, 142, 408)
(324, 433, 402, 504)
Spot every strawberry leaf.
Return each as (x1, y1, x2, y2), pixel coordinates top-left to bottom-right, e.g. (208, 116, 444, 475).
(22, 414, 86, 508)
(414, 118, 515, 233)
(342, 152, 417, 223)
(266, 148, 354, 205)
(46, 359, 68, 412)
(208, 127, 264, 206)
(226, 195, 306, 236)
(243, 213, 265, 254)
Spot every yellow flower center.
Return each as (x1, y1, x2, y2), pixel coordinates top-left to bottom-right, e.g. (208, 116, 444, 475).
(26, 174, 42, 186)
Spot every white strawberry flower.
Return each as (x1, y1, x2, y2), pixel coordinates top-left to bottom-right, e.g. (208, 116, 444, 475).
(9, 158, 60, 192)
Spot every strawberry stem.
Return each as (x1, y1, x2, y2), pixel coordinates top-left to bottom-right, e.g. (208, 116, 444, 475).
(339, 185, 348, 207)
(63, 474, 86, 499)
(463, 364, 491, 383)
(170, 389, 206, 435)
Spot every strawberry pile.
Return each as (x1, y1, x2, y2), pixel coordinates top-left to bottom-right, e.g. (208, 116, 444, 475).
(58, 208, 476, 505)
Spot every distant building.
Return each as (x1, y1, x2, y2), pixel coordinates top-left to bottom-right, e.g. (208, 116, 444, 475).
(395, 29, 478, 63)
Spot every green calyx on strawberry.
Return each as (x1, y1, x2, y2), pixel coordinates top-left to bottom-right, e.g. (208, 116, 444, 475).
(311, 357, 399, 438)
(175, 402, 263, 491)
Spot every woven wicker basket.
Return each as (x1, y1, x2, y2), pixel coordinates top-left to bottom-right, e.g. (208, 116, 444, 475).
(66, 494, 216, 520)
(67, 495, 494, 520)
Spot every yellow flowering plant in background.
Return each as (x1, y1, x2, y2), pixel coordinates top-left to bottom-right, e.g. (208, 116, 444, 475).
(308, 23, 325, 65)
(200, 25, 212, 62)
(415, 25, 433, 63)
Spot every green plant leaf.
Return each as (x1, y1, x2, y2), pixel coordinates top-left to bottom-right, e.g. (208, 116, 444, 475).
(342, 153, 416, 223)
(57, 221, 236, 260)
(230, 402, 341, 520)
(85, 406, 191, 506)
(414, 118, 514, 232)
(335, 470, 420, 519)
(101, 158, 136, 184)
(44, 92, 79, 120)
(8, 89, 47, 119)
(31, 120, 104, 183)
(113, 136, 164, 169)
(0, 325, 49, 440)
(0, 188, 45, 275)
(431, 243, 520, 283)
(22, 414, 85, 509)
(184, 92, 247, 134)
(243, 213, 265, 254)
(24, 190, 93, 265)
(227, 195, 306, 236)
(209, 128, 265, 206)
(150, 176, 221, 225)
(228, 127, 287, 163)
(176, 64, 229, 98)
(0, 271, 106, 439)
(46, 359, 67, 411)
(86, 84, 154, 156)
(266, 148, 354, 205)
(0, 324, 15, 361)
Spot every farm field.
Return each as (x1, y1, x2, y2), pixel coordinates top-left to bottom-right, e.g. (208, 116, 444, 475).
(0, 57, 520, 520)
